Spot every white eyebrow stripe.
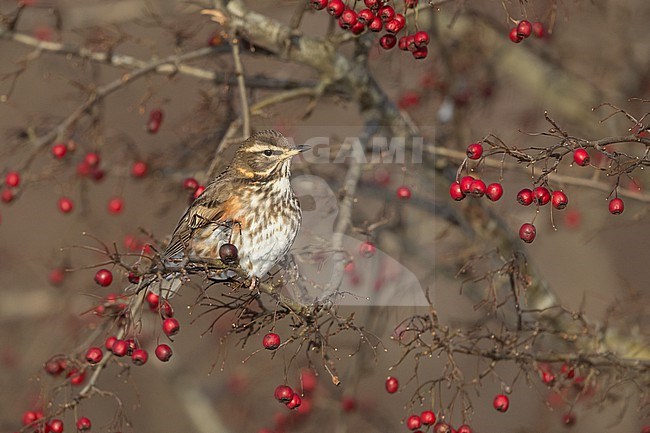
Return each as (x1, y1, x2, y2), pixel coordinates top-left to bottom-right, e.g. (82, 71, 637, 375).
(244, 143, 285, 153)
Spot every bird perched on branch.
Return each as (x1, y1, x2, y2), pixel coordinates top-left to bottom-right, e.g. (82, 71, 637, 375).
(159, 129, 308, 296)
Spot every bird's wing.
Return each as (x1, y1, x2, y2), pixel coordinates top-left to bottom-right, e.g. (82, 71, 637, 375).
(163, 177, 232, 261)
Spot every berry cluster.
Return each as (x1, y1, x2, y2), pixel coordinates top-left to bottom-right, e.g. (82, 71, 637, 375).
(310, 0, 430, 59)
(449, 143, 504, 203)
(508, 20, 545, 43)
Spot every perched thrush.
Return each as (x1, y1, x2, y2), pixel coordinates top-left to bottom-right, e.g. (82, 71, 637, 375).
(160, 129, 307, 295)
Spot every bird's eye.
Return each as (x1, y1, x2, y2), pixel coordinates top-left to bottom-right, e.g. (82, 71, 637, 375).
(263, 149, 273, 156)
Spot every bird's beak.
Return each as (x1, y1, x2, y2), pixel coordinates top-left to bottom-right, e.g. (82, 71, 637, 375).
(287, 144, 311, 156)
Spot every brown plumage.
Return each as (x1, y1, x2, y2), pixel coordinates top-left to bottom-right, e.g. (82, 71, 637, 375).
(163, 130, 306, 288)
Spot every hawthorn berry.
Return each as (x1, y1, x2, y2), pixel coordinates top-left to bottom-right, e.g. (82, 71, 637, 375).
(516, 20, 532, 38)
(147, 109, 164, 133)
(58, 196, 74, 213)
(111, 340, 128, 357)
(541, 370, 555, 385)
(274, 385, 294, 403)
(155, 343, 173, 361)
(68, 368, 86, 385)
(486, 183, 504, 201)
(449, 182, 466, 201)
(433, 422, 451, 433)
(146, 291, 160, 309)
(397, 185, 412, 199)
(357, 8, 375, 24)
(420, 410, 436, 425)
(300, 368, 318, 394)
(469, 179, 487, 197)
(412, 46, 428, 59)
(385, 376, 399, 393)
(414, 31, 430, 47)
(561, 363, 575, 379)
(94, 269, 113, 287)
(509, 27, 523, 43)
(85, 347, 103, 364)
(406, 415, 422, 430)
(193, 185, 206, 199)
(44, 357, 65, 375)
(48, 268, 65, 286)
(52, 142, 68, 159)
(359, 240, 376, 258)
(5, 171, 20, 187)
(263, 332, 281, 350)
(532, 22, 545, 38)
(162, 317, 180, 337)
(493, 394, 510, 412)
(84, 152, 100, 168)
(551, 190, 568, 209)
(1, 188, 14, 203)
(338, 9, 358, 30)
(108, 197, 124, 214)
(459, 176, 474, 194)
(131, 161, 148, 178)
(104, 336, 117, 351)
(385, 18, 403, 33)
(457, 425, 473, 433)
(132, 348, 149, 365)
(608, 197, 624, 215)
(466, 143, 483, 159)
(517, 188, 534, 206)
(48, 419, 64, 433)
(368, 16, 383, 32)
(310, 0, 327, 10)
(76, 417, 91, 431)
(398, 36, 409, 51)
(378, 5, 395, 22)
(327, 0, 345, 18)
(22, 410, 42, 426)
(183, 177, 199, 192)
(533, 186, 551, 206)
(364, 0, 381, 9)
(379, 34, 397, 49)
(287, 392, 302, 409)
(573, 148, 590, 166)
(519, 223, 536, 243)
(219, 243, 238, 262)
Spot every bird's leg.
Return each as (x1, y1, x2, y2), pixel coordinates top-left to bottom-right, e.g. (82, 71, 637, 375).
(249, 276, 259, 292)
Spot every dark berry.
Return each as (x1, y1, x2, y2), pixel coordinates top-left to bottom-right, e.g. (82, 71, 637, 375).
(533, 186, 551, 206)
(519, 223, 536, 243)
(551, 190, 568, 209)
(263, 332, 281, 350)
(155, 343, 173, 361)
(486, 183, 504, 201)
(517, 188, 534, 206)
(517, 20, 532, 38)
(219, 243, 239, 262)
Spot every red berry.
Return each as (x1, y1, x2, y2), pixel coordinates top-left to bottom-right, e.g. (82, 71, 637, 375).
(551, 190, 568, 209)
(350, 21, 366, 35)
(533, 186, 551, 206)
(420, 410, 436, 425)
(385, 376, 399, 393)
(84, 152, 100, 168)
(85, 347, 103, 364)
(532, 21, 545, 38)
(263, 332, 281, 350)
(469, 179, 487, 197)
(562, 412, 576, 426)
(405, 0, 418, 8)
(111, 339, 128, 357)
(22, 410, 42, 426)
(414, 31, 430, 47)
(131, 348, 148, 365)
(107, 197, 124, 214)
(561, 363, 575, 379)
(52, 143, 68, 159)
(193, 185, 205, 199)
(406, 415, 422, 430)
(466, 143, 483, 159)
(76, 417, 91, 431)
(327, 0, 345, 18)
(162, 317, 180, 337)
(1, 188, 14, 203)
(493, 394, 510, 412)
(104, 336, 117, 351)
(378, 5, 395, 22)
(368, 16, 383, 31)
(459, 176, 474, 194)
(147, 109, 164, 134)
(486, 183, 504, 201)
(5, 171, 20, 187)
(516, 20, 532, 38)
(338, 9, 358, 30)
(219, 243, 239, 262)
(48, 419, 64, 433)
(457, 425, 473, 433)
(364, 0, 381, 9)
(287, 392, 302, 409)
(385, 18, 403, 34)
(517, 188, 533, 206)
(412, 46, 428, 59)
(146, 291, 160, 309)
(310, 0, 327, 10)
(359, 240, 376, 257)
(541, 370, 555, 385)
(509, 27, 523, 43)
(44, 357, 65, 375)
(398, 36, 409, 51)
(94, 269, 113, 287)
(183, 177, 199, 192)
(131, 161, 148, 178)
(274, 385, 294, 403)
(573, 148, 590, 166)
(48, 268, 65, 286)
(449, 182, 466, 201)
(301, 368, 318, 394)
(155, 343, 173, 361)
(433, 422, 451, 433)
(341, 396, 356, 412)
(397, 185, 412, 199)
(379, 34, 397, 49)
(519, 223, 536, 243)
(160, 300, 174, 318)
(357, 8, 375, 24)
(58, 196, 74, 213)
(68, 368, 86, 385)
(608, 197, 624, 215)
